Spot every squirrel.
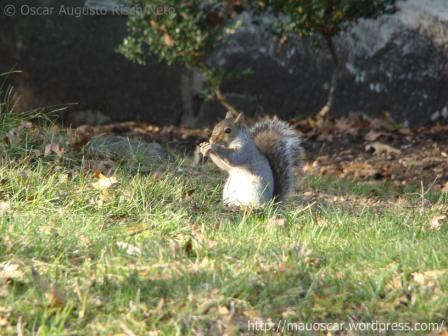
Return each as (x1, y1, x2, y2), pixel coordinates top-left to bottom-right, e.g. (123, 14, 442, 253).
(198, 111, 303, 207)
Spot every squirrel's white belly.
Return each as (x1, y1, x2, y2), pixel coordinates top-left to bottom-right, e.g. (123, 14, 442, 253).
(223, 168, 273, 207)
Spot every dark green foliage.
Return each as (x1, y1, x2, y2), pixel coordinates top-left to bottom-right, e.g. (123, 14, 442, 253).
(120, 0, 398, 114)
(120, 1, 244, 91)
(268, 0, 397, 38)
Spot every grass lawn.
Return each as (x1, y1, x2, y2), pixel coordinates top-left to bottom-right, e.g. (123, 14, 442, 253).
(1, 145, 447, 335)
(0, 102, 447, 335)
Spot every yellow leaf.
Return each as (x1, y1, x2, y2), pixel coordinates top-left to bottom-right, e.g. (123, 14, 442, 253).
(0, 201, 10, 216)
(429, 215, 446, 231)
(91, 173, 118, 191)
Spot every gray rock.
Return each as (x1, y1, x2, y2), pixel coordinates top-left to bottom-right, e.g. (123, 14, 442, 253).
(195, 0, 448, 126)
(86, 135, 171, 170)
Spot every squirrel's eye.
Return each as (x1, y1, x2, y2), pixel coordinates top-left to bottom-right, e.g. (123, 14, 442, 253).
(224, 128, 232, 134)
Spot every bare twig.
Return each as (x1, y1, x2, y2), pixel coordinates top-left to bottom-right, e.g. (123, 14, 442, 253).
(316, 35, 340, 120)
(17, 316, 23, 336)
(215, 87, 240, 116)
(120, 322, 137, 336)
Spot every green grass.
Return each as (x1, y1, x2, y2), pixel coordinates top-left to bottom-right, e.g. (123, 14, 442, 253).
(0, 82, 447, 335)
(0, 150, 447, 335)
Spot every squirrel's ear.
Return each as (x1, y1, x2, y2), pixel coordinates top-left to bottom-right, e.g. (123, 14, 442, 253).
(225, 111, 235, 120)
(235, 112, 245, 125)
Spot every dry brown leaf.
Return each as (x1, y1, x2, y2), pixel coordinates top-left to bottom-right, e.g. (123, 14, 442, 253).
(335, 118, 359, 136)
(0, 262, 25, 282)
(369, 112, 396, 130)
(58, 173, 69, 183)
(316, 132, 334, 142)
(364, 130, 385, 142)
(429, 215, 446, 231)
(0, 202, 11, 216)
(341, 162, 380, 179)
(428, 123, 448, 134)
(44, 143, 64, 158)
(117, 242, 142, 256)
(442, 182, 448, 193)
(398, 128, 413, 136)
(46, 283, 67, 308)
(32, 269, 67, 308)
(267, 216, 287, 229)
(217, 305, 230, 316)
(387, 275, 403, 291)
(4, 121, 33, 145)
(0, 315, 8, 327)
(411, 270, 448, 290)
(365, 142, 401, 155)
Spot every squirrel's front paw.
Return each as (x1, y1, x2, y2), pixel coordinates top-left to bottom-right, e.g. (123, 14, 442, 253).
(199, 142, 212, 156)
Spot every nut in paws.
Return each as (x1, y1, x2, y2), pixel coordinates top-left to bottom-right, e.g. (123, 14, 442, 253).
(199, 142, 212, 156)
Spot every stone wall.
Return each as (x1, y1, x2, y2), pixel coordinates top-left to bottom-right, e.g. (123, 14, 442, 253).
(0, 0, 183, 126)
(195, 0, 448, 126)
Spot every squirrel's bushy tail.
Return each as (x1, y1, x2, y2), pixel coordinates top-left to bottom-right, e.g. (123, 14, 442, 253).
(250, 119, 303, 201)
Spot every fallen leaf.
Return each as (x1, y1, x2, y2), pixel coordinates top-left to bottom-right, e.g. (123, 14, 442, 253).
(117, 242, 142, 256)
(369, 112, 396, 130)
(0, 315, 8, 327)
(316, 132, 334, 142)
(267, 216, 287, 229)
(44, 143, 64, 158)
(58, 173, 69, 183)
(0, 262, 25, 282)
(3, 121, 33, 145)
(429, 215, 446, 231)
(0, 202, 10, 216)
(411, 270, 448, 290)
(31, 268, 67, 308)
(386, 275, 403, 291)
(217, 305, 230, 316)
(341, 162, 381, 179)
(335, 118, 359, 136)
(442, 182, 448, 193)
(398, 128, 413, 136)
(364, 130, 385, 142)
(428, 123, 448, 134)
(46, 283, 67, 308)
(91, 173, 118, 191)
(365, 142, 401, 155)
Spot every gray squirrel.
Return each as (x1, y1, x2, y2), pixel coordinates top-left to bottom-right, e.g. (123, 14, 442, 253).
(198, 111, 304, 207)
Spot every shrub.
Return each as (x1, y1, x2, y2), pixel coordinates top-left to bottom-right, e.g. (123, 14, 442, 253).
(120, 0, 246, 112)
(266, 0, 398, 118)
